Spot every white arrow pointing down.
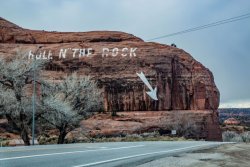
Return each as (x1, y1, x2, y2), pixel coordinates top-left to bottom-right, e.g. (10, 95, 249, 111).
(136, 72, 158, 100)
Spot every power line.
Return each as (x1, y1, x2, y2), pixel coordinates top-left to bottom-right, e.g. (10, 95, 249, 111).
(148, 12, 250, 41)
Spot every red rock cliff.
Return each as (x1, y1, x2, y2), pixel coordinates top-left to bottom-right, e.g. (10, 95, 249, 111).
(0, 17, 221, 140)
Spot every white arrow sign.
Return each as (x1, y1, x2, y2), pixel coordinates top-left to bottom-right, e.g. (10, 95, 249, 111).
(136, 72, 158, 100)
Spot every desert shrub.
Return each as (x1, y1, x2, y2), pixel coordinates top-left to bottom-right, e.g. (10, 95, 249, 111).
(222, 131, 238, 141)
(125, 134, 143, 139)
(141, 131, 160, 138)
(0, 140, 9, 147)
(37, 135, 58, 145)
(241, 131, 250, 143)
(0, 138, 6, 147)
(231, 136, 243, 142)
(168, 112, 200, 138)
(222, 131, 243, 142)
(222, 131, 239, 142)
(222, 131, 250, 143)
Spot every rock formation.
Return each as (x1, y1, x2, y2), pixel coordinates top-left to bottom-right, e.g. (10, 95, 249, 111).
(224, 118, 240, 125)
(0, 17, 222, 141)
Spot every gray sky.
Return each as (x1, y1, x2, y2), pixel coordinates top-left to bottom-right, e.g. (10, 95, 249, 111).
(0, 0, 250, 108)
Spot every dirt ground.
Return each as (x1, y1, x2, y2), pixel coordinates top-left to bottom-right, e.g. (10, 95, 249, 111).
(137, 143, 250, 167)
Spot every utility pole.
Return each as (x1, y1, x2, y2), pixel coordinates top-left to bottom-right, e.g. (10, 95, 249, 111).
(31, 46, 42, 146)
(32, 57, 36, 145)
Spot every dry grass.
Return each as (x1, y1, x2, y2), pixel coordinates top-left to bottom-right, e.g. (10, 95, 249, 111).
(91, 135, 190, 143)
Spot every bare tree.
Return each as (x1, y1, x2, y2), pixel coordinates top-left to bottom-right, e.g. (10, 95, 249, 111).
(0, 52, 102, 145)
(0, 53, 46, 145)
(41, 73, 102, 144)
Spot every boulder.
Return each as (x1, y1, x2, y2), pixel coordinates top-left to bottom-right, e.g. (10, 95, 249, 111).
(224, 118, 240, 125)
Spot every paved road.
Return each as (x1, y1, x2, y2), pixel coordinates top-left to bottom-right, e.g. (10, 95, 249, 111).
(0, 141, 224, 167)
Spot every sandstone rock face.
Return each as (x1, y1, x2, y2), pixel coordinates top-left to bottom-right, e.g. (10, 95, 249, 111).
(0, 17, 142, 44)
(0, 17, 220, 111)
(0, 18, 221, 140)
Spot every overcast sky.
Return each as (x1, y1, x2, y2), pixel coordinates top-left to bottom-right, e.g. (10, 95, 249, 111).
(0, 0, 249, 108)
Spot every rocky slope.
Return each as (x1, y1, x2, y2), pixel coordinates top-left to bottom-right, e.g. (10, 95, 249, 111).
(0, 17, 221, 140)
